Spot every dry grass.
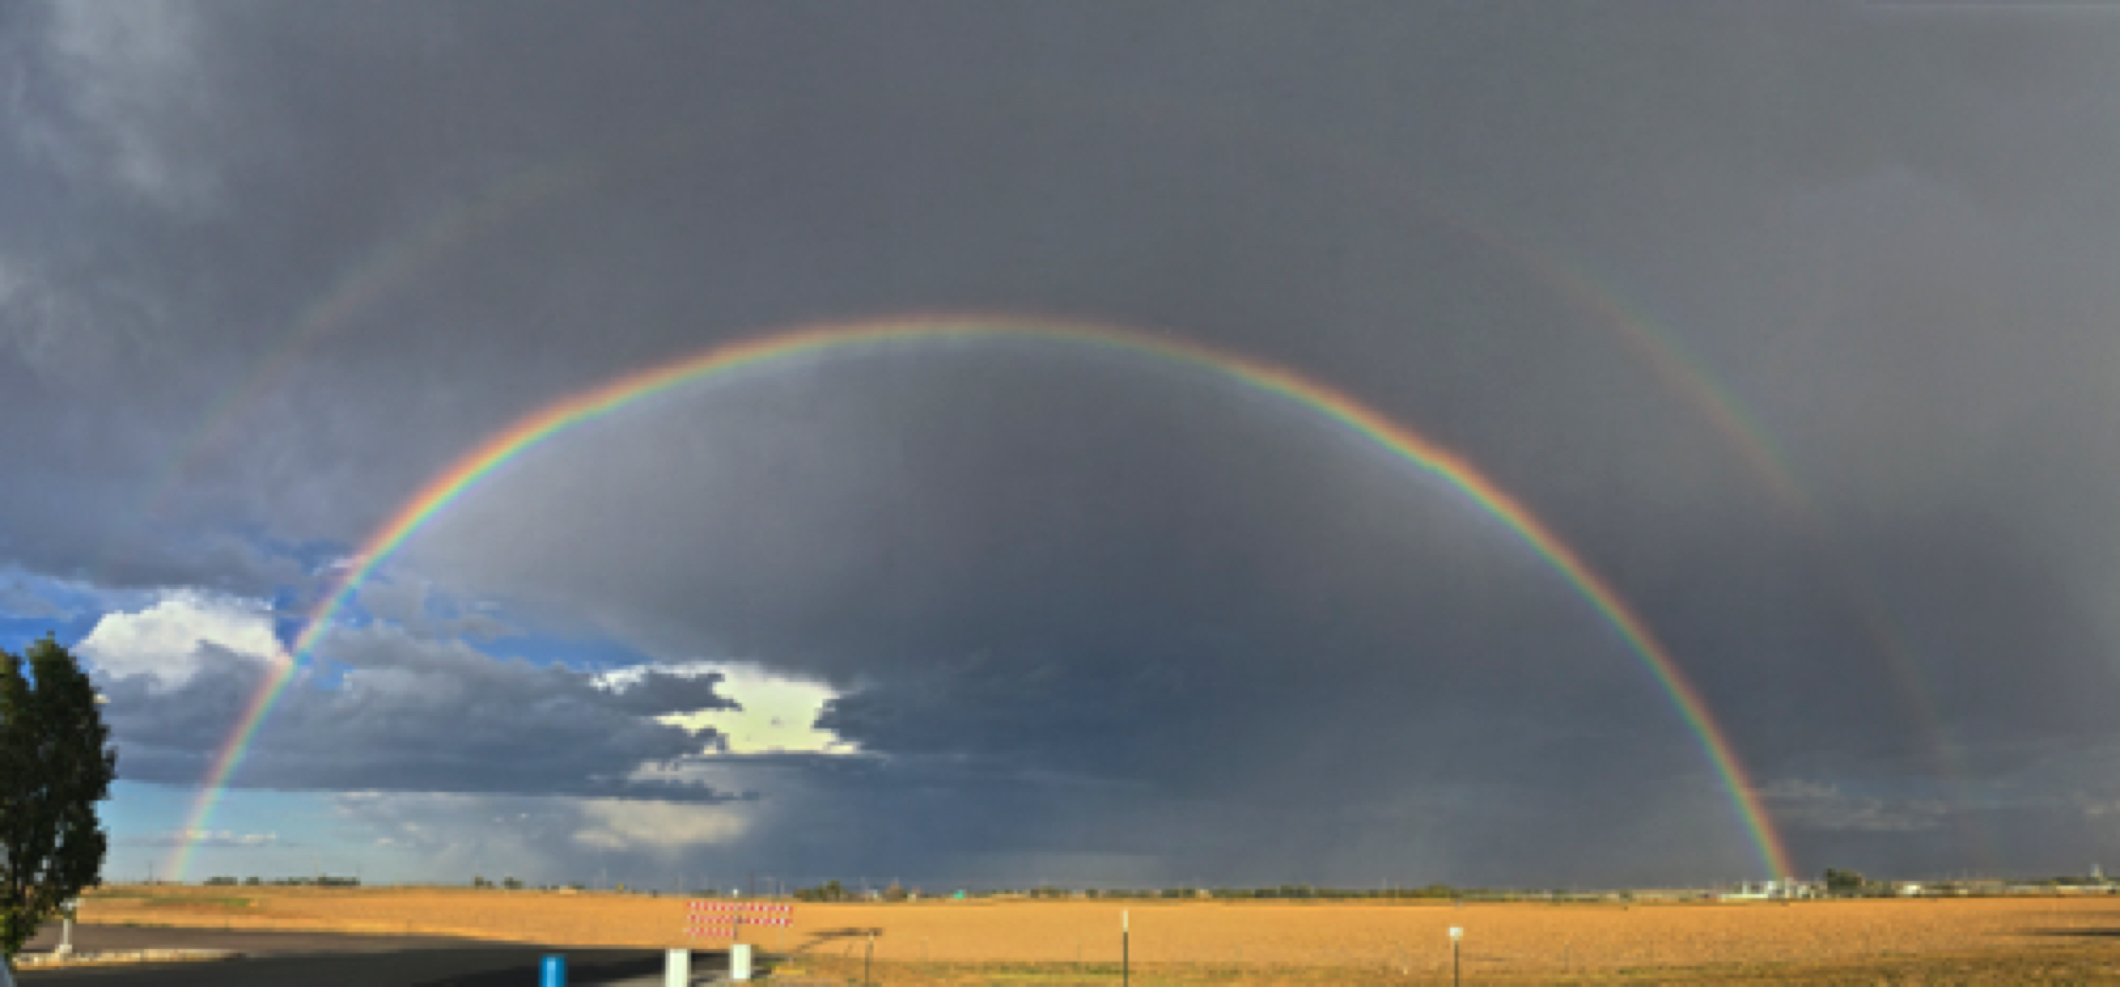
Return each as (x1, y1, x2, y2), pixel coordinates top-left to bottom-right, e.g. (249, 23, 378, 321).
(78, 886, 2120, 981)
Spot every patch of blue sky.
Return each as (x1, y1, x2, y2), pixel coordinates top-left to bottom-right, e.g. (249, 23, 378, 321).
(271, 583, 323, 654)
(481, 623, 660, 673)
(104, 783, 346, 884)
(393, 581, 642, 666)
(290, 584, 653, 685)
(0, 613, 104, 653)
(385, 577, 657, 671)
(302, 658, 357, 690)
(230, 531, 357, 583)
(0, 566, 166, 653)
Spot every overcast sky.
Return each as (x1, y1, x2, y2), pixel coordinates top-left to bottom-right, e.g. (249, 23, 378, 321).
(7, 1, 2120, 889)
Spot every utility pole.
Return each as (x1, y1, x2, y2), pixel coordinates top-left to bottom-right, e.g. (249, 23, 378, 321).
(1122, 910, 1131, 987)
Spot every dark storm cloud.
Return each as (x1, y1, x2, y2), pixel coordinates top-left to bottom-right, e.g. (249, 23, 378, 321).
(9, 1, 2120, 882)
(98, 622, 744, 800)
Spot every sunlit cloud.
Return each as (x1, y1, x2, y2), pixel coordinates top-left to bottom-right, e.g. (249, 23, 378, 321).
(76, 589, 288, 688)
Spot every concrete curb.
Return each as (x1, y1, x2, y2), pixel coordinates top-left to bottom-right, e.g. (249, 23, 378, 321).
(16, 948, 243, 967)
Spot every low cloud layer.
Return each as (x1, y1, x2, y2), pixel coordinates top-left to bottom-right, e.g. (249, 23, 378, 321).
(87, 592, 746, 801)
(123, 829, 284, 850)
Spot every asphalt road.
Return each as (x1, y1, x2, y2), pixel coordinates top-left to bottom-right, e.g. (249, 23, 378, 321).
(12, 925, 745, 986)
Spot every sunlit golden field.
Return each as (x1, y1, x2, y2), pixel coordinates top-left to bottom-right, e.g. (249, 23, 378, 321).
(71, 885, 2120, 981)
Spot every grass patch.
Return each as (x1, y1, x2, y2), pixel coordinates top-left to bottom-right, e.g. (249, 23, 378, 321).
(81, 893, 256, 913)
(143, 897, 253, 909)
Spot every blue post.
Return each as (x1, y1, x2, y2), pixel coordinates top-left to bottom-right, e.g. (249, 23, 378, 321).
(540, 954, 566, 987)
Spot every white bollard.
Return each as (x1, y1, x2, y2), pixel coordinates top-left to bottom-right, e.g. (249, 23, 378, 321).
(55, 916, 74, 957)
(729, 943, 752, 982)
(664, 948, 689, 986)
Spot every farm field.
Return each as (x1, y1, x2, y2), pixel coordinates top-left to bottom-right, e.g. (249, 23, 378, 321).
(73, 886, 2120, 982)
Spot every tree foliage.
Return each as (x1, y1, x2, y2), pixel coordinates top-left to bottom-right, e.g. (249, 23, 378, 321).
(796, 879, 851, 902)
(0, 636, 118, 960)
(1823, 868, 1869, 893)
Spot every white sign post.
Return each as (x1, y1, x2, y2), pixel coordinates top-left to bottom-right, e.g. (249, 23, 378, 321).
(663, 947, 689, 987)
(56, 899, 79, 957)
(1449, 927, 1463, 986)
(1121, 910, 1130, 987)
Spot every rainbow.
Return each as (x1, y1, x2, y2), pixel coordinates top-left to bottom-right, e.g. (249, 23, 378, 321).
(1507, 256, 1990, 865)
(98, 159, 593, 580)
(1177, 98, 1967, 840)
(170, 315, 1795, 881)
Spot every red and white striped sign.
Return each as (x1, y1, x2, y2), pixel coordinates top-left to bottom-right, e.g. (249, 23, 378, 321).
(685, 901, 793, 937)
(687, 902, 792, 916)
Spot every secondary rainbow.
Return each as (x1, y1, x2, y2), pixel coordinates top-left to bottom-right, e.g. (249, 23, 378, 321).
(1255, 111, 1967, 834)
(118, 161, 592, 543)
(171, 315, 1796, 881)
(1509, 253, 1991, 866)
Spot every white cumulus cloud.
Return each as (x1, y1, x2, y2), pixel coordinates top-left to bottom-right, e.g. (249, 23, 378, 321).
(77, 589, 285, 688)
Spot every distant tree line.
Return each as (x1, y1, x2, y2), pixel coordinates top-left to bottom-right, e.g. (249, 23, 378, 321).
(788, 881, 1473, 901)
(795, 880, 910, 902)
(1821, 866, 2116, 898)
(1201, 884, 1466, 900)
(203, 876, 360, 887)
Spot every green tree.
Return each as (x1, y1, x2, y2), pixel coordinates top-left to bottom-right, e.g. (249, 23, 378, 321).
(0, 636, 118, 964)
(1823, 868, 1867, 894)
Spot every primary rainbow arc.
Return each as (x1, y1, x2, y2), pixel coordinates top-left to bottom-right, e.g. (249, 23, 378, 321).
(172, 314, 1794, 882)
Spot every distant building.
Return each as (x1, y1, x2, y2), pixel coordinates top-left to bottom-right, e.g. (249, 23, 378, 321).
(1718, 879, 1816, 901)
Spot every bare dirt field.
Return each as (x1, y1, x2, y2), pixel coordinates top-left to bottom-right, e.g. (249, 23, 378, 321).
(72, 886, 2120, 982)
